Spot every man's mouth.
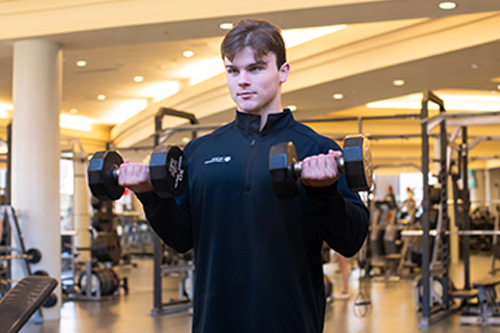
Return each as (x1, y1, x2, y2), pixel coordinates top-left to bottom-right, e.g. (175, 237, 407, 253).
(238, 91, 255, 98)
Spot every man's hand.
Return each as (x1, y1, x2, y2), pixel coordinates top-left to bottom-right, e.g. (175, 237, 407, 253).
(301, 150, 342, 187)
(118, 161, 154, 193)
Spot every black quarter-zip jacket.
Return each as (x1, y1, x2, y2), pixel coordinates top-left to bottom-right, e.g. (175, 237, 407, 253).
(138, 109, 369, 333)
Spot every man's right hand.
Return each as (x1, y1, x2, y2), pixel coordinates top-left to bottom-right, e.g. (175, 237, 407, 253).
(118, 161, 154, 193)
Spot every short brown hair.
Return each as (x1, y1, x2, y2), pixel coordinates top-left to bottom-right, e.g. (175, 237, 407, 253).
(220, 19, 287, 69)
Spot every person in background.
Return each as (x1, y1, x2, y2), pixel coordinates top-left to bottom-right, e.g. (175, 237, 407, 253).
(384, 185, 397, 224)
(336, 254, 351, 300)
(400, 187, 416, 221)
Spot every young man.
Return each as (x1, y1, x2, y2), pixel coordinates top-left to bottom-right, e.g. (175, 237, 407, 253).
(119, 19, 369, 332)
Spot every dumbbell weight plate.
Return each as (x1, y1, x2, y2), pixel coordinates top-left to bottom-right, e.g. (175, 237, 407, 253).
(106, 268, 120, 295)
(26, 248, 42, 264)
(343, 135, 373, 192)
(99, 269, 113, 296)
(88, 151, 125, 201)
(42, 293, 58, 308)
(269, 142, 301, 199)
(79, 269, 108, 296)
(78, 270, 100, 295)
(32, 269, 49, 276)
(149, 145, 187, 198)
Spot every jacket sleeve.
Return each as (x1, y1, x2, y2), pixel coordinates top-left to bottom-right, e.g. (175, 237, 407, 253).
(305, 173, 369, 258)
(136, 190, 193, 253)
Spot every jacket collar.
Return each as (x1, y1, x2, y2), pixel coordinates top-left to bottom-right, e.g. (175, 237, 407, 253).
(235, 109, 294, 136)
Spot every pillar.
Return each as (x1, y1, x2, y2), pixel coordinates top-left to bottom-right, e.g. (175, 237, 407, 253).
(12, 39, 62, 320)
(74, 152, 91, 261)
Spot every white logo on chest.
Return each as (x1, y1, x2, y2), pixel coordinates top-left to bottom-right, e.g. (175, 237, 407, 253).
(204, 156, 232, 165)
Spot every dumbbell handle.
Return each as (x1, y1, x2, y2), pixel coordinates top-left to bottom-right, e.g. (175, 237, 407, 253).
(112, 168, 120, 180)
(291, 156, 345, 177)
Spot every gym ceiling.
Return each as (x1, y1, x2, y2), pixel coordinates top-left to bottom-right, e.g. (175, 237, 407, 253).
(0, 0, 499, 174)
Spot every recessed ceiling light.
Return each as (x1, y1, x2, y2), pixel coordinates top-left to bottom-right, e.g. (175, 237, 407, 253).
(97, 94, 106, 101)
(438, 1, 457, 10)
(134, 76, 144, 83)
(70, 108, 78, 114)
(470, 63, 479, 70)
(392, 79, 405, 86)
(76, 60, 87, 67)
(183, 50, 194, 58)
(497, 84, 500, 90)
(219, 23, 233, 31)
(287, 105, 297, 112)
(332, 93, 344, 100)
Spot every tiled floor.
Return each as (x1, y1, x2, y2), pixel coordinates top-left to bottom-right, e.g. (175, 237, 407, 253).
(19, 254, 500, 333)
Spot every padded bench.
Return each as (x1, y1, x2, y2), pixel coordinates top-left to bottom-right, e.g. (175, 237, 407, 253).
(459, 277, 500, 326)
(451, 288, 478, 302)
(0, 276, 58, 333)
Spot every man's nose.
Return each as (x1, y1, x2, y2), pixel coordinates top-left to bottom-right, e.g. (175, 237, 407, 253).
(237, 71, 250, 86)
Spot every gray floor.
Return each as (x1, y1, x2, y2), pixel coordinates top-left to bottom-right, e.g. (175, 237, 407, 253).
(19, 254, 500, 333)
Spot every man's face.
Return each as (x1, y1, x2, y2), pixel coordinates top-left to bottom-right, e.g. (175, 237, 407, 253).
(224, 47, 289, 116)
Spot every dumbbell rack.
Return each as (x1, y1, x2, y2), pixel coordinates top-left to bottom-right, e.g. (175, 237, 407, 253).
(107, 108, 203, 316)
(64, 260, 127, 302)
(0, 206, 35, 277)
(151, 108, 199, 316)
(0, 205, 43, 323)
(151, 260, 195, 315)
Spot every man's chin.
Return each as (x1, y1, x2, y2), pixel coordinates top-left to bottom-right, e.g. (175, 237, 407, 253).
(237, 106, 260, 114)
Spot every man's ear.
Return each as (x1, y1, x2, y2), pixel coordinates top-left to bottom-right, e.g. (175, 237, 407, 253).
(279, 62, 290, 84)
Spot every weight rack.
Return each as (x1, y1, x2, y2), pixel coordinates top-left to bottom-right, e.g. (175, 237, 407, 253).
(0, 205, 44, 323)
(151, 108, 198, 316)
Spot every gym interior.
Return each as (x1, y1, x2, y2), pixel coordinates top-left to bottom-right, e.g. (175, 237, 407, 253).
(1, 1, 500, 332)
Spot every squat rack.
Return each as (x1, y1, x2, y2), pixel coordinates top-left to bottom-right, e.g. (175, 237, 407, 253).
(417, 91, 500, 326)
(150, 108, 198, 316)
(418, 91, 452, 325)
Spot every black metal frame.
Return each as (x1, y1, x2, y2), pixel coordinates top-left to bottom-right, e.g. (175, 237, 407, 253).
(151, 108, 198, 316)
(419, 91, 454, 325)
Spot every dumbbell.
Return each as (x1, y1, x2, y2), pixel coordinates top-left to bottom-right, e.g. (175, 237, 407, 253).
(88, 145, 187, 201)
(268, 135, 373, 198)
(0, 248, 42, 264)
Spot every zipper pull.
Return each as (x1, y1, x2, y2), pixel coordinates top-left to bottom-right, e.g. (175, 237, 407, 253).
(251, 139, 256, 147)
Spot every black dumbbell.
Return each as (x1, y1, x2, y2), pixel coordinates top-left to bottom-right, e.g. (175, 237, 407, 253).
(88, 145, 187, 201)
(0, 248, 42, 264)
(268, 135, 373, 198)
(43, 293, 58, 308)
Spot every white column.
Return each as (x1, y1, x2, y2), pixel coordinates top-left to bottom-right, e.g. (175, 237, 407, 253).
(12, 39, 62, 320)
(74, 152, 91, 261)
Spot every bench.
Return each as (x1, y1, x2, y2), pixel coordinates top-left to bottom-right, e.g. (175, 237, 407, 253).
(459, 277, 500, 325)
(0, 276, 58, 333)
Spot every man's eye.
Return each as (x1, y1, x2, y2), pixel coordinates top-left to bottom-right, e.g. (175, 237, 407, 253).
(227, 69, 238, 75)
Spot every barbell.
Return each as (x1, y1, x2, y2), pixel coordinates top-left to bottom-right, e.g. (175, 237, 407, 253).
(401, 230, 500, 237)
